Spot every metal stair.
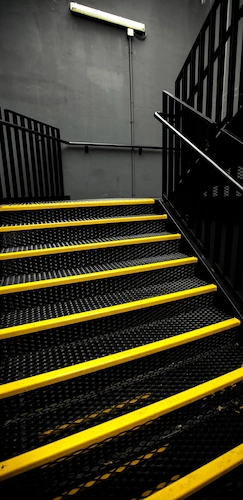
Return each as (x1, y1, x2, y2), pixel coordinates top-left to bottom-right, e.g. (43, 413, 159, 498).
(0, 198, 242, 500)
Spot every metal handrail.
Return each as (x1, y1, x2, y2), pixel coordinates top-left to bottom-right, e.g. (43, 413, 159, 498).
(154, 111, 243, 194)
(163, 91, 216, 124)
(163, 91, 243, 147)
(0, 119, 162, 151)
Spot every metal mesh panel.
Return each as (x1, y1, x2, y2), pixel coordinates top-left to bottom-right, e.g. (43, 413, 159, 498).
(190, 465, 243, 500)
(0, 237, 179, 276)
(1, 250, 185, 286)
(0, 273, 205, 328)
(1, 382, 243, 499)
(1, 204, 155, 225)
(1, 330, 241, 460)
(0, 304, 230, 383)
(0, 293, 215, 358)
(0, 262, 197, 312)
(0, 220, 167, 248)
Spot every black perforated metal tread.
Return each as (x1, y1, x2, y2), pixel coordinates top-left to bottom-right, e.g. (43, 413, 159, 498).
(1, 382, 243, 500)
(0, 219, 167, 247)
(0, 305, 230, 384)
(0, 236, 181, 277)
(0, 252, 188, 287)
(0, 231, 171, 254)
(0, 203, 155, 225)
(0, 273, 205, 328)
(190, 465, 243, 500)
(0, 294, 216, 358)
(1, 332, 242, 463)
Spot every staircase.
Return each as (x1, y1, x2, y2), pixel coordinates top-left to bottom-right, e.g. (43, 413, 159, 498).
(1, 198, 243, 499)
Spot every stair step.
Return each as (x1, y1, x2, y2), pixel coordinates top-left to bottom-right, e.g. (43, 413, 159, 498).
(0, 198, 155, 211)
(0, 279, 215, 332)
(149, 442, 243, 500)
(0, 232, 179, 257)
(43, 385, 242, 500)
(0, 318, 239, 395)
(1, 366, 243, 482)
(0, 217, 168, 248)
(0, 257, 198, 311)
(0, 252, 187, 288)
(0, 199, 155, 224)
(0, 293, 217, 358)
(0, 214, 166, 231)
(0, 254, 194, 291)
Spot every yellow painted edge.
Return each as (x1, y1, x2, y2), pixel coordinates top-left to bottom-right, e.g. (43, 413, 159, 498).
(0, 257, 198, 295)
(1, 366, 243, 481)
(0, 199, 155, 211)
(0, 318, 239, 399)
(0, 214, 167, 232)
(149, 443, 243, 500)
(0, 233, 181, 261)
(0, 284, 217, 340)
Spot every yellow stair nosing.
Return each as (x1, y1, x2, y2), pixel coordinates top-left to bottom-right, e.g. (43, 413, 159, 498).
(0, 318, 240, 400)
(0, 256, 198, 295)
(0, 199, 155, 212)
(0, 233, 181, 261)
(1, 366, 243, 481)
(0, 214, 167, 232)
(149, 442, 243, 500)
(0, 284, 217, 340)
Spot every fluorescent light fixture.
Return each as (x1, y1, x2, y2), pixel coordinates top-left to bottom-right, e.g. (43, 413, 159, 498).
(70, 2, 146, 33)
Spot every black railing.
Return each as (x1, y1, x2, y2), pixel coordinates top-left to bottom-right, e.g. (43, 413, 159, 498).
(175, 0, 243, 125)
(0, 110, 64, 201)
(155, 91, 243, 309)
(0, 110, 163, 202)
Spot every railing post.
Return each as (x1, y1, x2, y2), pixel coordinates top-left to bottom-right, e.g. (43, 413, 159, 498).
(162, 92, 168, 198)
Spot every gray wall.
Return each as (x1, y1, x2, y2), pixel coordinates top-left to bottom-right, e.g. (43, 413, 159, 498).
(0, 0, 213, 199)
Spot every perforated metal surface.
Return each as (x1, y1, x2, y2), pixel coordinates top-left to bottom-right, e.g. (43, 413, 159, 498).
(0, 304, 230, 383)
(1, 380, 243, 499)
(0, 219, 167, 247)
(1, 198, 242, 500)
(0, 273, 204, 328)
(190, 465, 243, 500)
(0, 252, 186, 286)
(0, 235, 178, 276)
(0, 293, 215, 358)
(1, 330, 241, 461)
(1, 204, 155, 225)
(0, 262, 197, 313)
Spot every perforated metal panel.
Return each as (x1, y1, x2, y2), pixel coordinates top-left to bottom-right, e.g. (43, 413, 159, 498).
(0, 219, 167, 248)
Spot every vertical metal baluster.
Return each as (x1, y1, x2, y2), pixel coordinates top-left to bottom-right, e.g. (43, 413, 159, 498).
(56, 128, 64, 198)
(238, 29, 243, 110)
(27, 118, 39, 198)
(226, 0, 240, 121)
(46, 125, 55, 197)
(39, 123, 50, 197)
(33, 120, 45, 198)
(168, 97, 174, 199)
(0, 109, 11, 199)
(206, 10, 216, 118)
(215, 0, 228, 123)
(20, 115, 32, 197)
(197, 32, 205, 112)
(162, 92, 168, 198)
(51, 127, 60, 197)
(11, 112, 26, 198)
(189, 51, 196, 107)
(4, 110, 18, 198)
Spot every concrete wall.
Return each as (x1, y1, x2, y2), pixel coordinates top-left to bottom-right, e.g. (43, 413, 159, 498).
(0, 0, 213, 199)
